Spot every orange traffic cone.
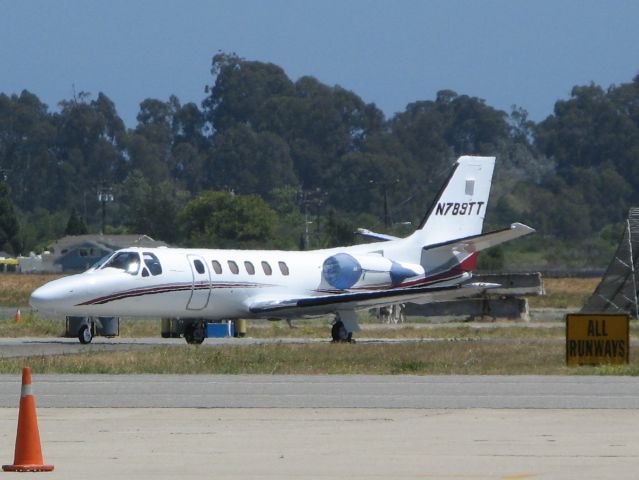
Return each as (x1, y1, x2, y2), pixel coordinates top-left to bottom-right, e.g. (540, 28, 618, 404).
(2, 367, 54, 472)
(15, 308, 21, 323)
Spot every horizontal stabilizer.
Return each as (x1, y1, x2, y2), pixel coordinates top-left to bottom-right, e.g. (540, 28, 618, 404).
(462, 282, 501, 290)
(418, 222, 534, 275)
(424, 222, 534, 256)
(356, 228, 399, 242)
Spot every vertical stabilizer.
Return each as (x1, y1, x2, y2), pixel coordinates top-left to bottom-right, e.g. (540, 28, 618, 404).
(410, 156, 495, 247)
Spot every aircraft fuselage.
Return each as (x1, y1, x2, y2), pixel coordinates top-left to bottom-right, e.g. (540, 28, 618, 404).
(31, 240, 434, 320)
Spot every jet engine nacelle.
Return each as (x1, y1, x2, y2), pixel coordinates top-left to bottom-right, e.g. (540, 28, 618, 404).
(322, 253, 424, 290)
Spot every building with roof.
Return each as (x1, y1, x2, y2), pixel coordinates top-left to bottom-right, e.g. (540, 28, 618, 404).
(20, 234, 167, 273)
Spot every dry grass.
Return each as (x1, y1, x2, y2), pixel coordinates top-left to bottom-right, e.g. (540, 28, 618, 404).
(0, 312, 64, 337)
(249, 321, 569, 339)
(118, 318, 162, 337)
(1, 341, 638, 375)
(0, 314, 594, 340)
(544, 277, 600, 295)
(529, 277, 599, 308)
(0, 273, 65, 307)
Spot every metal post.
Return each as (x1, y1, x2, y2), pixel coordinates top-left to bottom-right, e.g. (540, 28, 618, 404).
(97, 186, 114, 235)
(304, 208, 310, 250)
(383, 184, 389, 229)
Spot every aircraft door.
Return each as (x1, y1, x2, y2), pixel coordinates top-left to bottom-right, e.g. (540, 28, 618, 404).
(186, 255, 211, 310)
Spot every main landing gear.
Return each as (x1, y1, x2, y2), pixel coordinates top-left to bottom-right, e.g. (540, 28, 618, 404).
(331, 311, 360, 343)
(184, 320, 206, 345)
(331, 320, 353, 343)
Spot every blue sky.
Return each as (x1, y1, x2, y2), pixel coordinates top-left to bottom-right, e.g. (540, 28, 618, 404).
(1, 0, 638, 127)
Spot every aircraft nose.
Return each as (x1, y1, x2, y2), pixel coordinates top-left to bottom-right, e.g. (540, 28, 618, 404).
(29, 285, 55, 311)
(30, 277, 87, 314)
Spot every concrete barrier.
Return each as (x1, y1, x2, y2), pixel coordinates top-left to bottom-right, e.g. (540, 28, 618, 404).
(390, 273, 543, 322)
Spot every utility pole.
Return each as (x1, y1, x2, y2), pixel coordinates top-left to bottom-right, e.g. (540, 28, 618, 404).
(299, 188, 326, 250)
(382, 183, 389, 229)
(97, 185, 114, 234)
(303, 191, 310, 250)
(368, 179, 398, 229)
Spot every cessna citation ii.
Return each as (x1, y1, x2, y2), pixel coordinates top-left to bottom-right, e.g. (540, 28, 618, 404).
(30, 156, 534, 344)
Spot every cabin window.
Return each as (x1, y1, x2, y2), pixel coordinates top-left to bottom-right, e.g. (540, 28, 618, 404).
(102, 251, 141, 275)
(278, 261, 290, 276)
(211, 260, 223, 274)
(261, 261, 272, 275)
(228, 260, 239, 274)
(143, 252, 162, 276)
(244, 261, 255, 275)
(193, 259, 205, 274)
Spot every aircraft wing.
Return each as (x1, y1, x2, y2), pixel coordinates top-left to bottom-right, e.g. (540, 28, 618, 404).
(248, 281, 496, 318)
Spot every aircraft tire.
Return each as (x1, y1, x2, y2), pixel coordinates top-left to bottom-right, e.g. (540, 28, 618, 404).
(78, 325, 93, 344)
(184, 322, 205, 345)
(331, 321, 352, 343)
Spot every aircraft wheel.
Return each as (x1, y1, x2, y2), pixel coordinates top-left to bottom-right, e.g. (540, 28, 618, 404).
(331, 321, 352, 343)
(78, 324, 93, 344)
(184, 322, 205, 345)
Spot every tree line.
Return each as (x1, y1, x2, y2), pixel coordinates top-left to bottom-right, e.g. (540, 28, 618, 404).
(0, 52, 638, 269)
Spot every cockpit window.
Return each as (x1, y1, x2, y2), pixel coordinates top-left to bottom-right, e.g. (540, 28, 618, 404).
(143, 252, 162, 276)
(102, 252, 141, 275)
(193, 259, 205, 274)
(88, 254, 112, 271)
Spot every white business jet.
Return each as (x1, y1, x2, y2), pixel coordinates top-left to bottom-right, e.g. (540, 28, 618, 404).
(30, 156, 534, 344)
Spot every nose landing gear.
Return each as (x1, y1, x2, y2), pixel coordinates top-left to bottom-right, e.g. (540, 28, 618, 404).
(78, 324, 93, 344)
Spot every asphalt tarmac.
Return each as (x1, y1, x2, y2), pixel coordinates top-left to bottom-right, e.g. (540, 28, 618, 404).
(1, 341, 639, 478)
(2, 408, 638, 480)
(0, 335, 479, 359)
(2, 374, 639, 409)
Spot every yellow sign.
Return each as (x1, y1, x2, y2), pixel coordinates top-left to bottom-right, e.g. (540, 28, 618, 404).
(566, 313, 629, 366)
